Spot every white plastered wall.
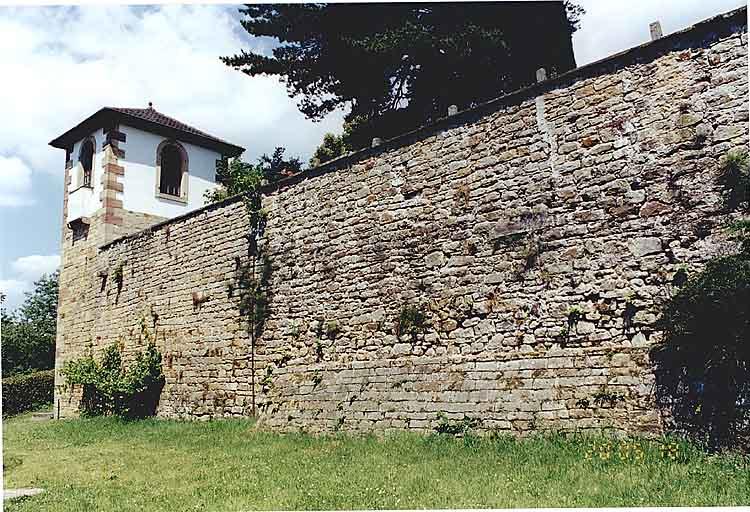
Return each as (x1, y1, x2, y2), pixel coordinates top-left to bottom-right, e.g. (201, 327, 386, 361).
(119, 125, 221, 218)
(66, 129, 105, 222)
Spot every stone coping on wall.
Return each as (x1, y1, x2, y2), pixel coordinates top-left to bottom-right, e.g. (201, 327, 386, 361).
(99, 5, 747, 253)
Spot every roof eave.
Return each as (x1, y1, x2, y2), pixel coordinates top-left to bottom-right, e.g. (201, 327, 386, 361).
(49, 108, 245, 157)
(49, 108, 110, 149)
(111, 110, 245, 156)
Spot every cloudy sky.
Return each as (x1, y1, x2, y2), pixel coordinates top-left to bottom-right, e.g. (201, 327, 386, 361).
(0, 0, 744, 311)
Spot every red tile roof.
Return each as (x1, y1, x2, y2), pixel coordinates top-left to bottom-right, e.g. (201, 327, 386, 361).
(50, 105, 244, 156)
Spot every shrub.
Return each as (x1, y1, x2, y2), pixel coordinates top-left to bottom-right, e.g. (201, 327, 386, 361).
(717, 149, 749, 212)
(653, 157, 750, 451)
(652, 251, 750, 451)
(61, 342, 165, 419)
(1, 318, 55, 377)
(729, 219, 750, 255)
(2, 369, 54, 417)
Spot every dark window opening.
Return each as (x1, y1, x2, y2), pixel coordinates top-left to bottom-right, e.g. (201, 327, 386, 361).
(69, 217, 90, 245)
(159, 145, 183, 197)
(72, 222, 89, 244)
(80, 140, 94, 188)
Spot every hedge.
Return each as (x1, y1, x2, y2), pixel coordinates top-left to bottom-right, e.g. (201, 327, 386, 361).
(2, 369, 54, 417)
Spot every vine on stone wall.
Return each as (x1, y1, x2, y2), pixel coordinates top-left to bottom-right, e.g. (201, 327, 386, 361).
(225, 163, 273, 416)
(112, 260, 125, 296)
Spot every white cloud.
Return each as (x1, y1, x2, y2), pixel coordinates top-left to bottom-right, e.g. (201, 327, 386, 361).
(10, 254, 60, 282)
(0, 156, 34, 207)
(0, 279, 31, 313)
(1, 254, 59, 312)
(0, 1, 741, 183)
(0, 4, 345, 184)
(573, 0, 745, 66)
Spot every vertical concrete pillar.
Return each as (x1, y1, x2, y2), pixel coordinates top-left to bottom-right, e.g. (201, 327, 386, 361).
(650, 21, 663, 41)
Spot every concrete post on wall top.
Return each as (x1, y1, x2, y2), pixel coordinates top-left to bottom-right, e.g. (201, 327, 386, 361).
(650, 21, 663, 41)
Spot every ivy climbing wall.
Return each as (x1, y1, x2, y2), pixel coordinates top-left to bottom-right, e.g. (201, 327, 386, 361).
(56, 8, 748, 434)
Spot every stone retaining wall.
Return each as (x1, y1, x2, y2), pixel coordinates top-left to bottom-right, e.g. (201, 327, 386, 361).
(55, 9, 748, 435)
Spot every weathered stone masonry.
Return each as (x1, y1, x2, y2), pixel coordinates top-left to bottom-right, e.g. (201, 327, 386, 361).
(56, 9, 748, 435)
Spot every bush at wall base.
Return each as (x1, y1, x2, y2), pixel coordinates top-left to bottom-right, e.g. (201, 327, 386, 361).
(2, 369, 54, 417)
(652, 247, 750, 452)
(61, 342, 165, 419)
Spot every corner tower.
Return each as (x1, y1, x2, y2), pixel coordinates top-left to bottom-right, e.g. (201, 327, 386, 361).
(49, 104, 244, 417)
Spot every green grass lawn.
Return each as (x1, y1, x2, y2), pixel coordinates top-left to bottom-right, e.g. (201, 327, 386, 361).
(3, 412, 749, 511)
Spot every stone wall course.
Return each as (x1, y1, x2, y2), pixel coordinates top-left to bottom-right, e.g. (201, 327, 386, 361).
(54, 10, 748, 434)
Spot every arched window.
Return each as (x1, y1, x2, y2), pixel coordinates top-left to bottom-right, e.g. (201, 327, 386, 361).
(79, 139, 94, 188)
(157, 142, 187, 199)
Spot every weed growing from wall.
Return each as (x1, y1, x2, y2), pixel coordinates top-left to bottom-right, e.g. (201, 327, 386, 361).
(289, 321, 301, 340)
(522, 237, 542, 270)
(567, 306, 583, 329)
(325, 320, 341, 340)
(260, 366, 274, 391)
(312, 370, 323, 388)
(622, 297, 638, 334)
(434, 412, 480, 438)
(729, 219, 750, 254)
(395, 304, 428, 339)
(314, 339, 324, 362)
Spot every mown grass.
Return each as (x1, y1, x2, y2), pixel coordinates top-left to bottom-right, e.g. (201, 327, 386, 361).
(3, 412, 749, 511)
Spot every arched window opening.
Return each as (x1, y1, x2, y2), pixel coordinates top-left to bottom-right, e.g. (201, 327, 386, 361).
(159, 144, 183, 197)
(79, 139, 94, 188)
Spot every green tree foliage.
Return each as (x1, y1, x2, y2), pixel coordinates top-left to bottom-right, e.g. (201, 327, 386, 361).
(2, 370, 54, 417)
(224, 2, 583, 150)
(309, 132, 351, 168)
(1, 271, 59, 376)
(308, 118, 366, 167)
(717, 149, 749, 213)
(730, 219, 750, 254)
(205, 147, 303, 204)
(258, 147, 304, 184)
(653, 151, 750, 451)
(652, 251, 750, 451)
(61, 342, 165, 419)
(206, 156, 263, 203)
